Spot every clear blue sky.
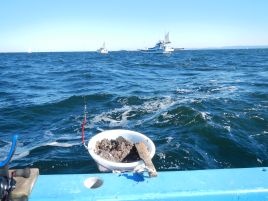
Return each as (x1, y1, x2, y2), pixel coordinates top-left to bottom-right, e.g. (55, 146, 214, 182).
(0, 0, 267, 52)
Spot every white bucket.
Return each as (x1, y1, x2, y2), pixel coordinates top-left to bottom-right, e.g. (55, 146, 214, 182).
(88, 129, 156, 172)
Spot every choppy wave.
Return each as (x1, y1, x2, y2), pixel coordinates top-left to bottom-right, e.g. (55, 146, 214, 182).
(0, 49, 267, 173)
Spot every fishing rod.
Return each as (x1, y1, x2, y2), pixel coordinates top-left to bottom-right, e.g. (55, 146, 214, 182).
(82, 104, 87, 149)
(81, 96, 88, 149)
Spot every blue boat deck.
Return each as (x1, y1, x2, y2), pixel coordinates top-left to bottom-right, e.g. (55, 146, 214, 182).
(29, 167, 268, 201)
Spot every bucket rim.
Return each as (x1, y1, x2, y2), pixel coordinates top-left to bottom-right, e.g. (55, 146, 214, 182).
(88, 129, 155, 169)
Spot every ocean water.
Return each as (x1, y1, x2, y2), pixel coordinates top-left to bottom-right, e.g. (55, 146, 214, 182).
(0, 49, 267, 174)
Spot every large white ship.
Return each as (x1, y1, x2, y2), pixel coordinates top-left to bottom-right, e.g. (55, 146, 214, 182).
(142, 33, 174, 54)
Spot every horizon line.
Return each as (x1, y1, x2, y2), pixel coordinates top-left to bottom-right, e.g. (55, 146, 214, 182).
(0, 45, 268, 54)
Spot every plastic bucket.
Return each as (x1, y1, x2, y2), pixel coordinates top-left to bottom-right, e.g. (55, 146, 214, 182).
(88, 129, 155, 172)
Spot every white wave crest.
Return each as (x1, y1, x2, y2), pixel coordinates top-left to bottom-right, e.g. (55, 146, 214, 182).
(211, 86, 238, 92)
(223, 125, 231, 132)
(176, 88, 192, 94)
(13, 151, 30, 160)
(200, 112, 211, 120)
(143, 96, 174, 113)
(46, 142, 78, 148)
(92, 96, 175, 127)
(91, 106, 132, 127)
(165, 136, 174, 143)
(89, 96, 176, 127)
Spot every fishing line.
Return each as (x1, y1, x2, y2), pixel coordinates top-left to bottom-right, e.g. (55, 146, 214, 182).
(82, 96, 88, 148)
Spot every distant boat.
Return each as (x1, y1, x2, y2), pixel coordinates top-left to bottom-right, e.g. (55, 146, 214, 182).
(27, 48, 32, 53)
(97, 42, 108, 54)
(141, 33, 174, 54)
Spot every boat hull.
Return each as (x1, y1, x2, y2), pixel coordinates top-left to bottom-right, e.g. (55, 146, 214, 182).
(30, 167, 268, 201)
(97, 49, 108, 54)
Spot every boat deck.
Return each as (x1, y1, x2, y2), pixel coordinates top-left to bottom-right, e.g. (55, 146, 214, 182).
(29, 167, 268, 201)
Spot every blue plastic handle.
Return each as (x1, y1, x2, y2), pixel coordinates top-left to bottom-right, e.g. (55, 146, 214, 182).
(0, 135, 18, 168)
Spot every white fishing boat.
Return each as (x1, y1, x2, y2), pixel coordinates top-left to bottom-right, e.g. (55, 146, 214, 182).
(97, 42, 108, 54)
(142, 33, 174, 54)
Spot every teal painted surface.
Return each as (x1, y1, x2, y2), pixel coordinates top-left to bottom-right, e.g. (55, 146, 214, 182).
(30, 167, 268, 201)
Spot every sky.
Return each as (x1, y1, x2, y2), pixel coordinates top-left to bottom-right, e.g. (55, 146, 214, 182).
(0, 0, 268, 52)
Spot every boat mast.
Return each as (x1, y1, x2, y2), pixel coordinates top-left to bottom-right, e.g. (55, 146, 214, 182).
(164, 32, 171, 44)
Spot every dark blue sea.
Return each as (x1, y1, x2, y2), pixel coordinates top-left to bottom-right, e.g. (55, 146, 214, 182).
(0, 49, 267, 174)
